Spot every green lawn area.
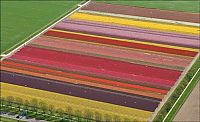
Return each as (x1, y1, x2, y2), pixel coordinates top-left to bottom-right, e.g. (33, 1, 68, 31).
(99, 1, 200, 13)
(0, 116, 24, 122)
(1, 1, 83, 54)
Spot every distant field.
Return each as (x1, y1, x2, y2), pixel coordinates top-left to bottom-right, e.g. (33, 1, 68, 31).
(99, 1, 199, 13)
(0, 1, 82, 54)
(1, 1, 199, 122)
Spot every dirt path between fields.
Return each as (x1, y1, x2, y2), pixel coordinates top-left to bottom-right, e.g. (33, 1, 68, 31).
(173, 81, 200, 122)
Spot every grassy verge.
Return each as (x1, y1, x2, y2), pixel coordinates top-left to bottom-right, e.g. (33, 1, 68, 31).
(153, 56, 200, 122)
(98, 1, 199, 13)
(1, 0, 84, 54)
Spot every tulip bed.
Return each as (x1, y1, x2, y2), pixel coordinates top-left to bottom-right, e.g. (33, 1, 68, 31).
(1, 1, 199, 121)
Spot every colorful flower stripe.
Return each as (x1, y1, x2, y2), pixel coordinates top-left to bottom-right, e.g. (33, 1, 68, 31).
(55, 20, 199, 48)
(78, 10, 199, 27)
(30, 36, 191, 70)
(49, 28, 199, 52)
(1, 60, 168, 94)
(3, 58, 171, 90)
(1, 71, 160, 112)
(62, 19, 199, 40)
(44, 29, 198, 57)
(69, 12, 199, 35)
(1, 61, 168, 94)
(10, 46, 181, 82)
(1, 82, 153, 121)
(1, 66, 165, 99)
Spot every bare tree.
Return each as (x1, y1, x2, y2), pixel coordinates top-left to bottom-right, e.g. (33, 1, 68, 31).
(24, 100, 30, 110)
(48, 104, 55, 115)
(39, 101, 47, 115)
(57, 108, 64, 120)
(133, 118, 139, 122)
(66, 106, 73, 120)
(123, 117, 131, 122)
(74, 109, 82, 122)
(0, 97, 5, 106)
(15, 97, 23, 112)
(104, 114, 112, 122)
(94, 111, 102, 122)
(30, 98, 38, 115)
(84, 109, 94, 122)
(6, 96, 14, 107)
(113, 115, 121, 122)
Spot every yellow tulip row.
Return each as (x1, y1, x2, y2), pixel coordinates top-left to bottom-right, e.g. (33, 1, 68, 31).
(69, 12, 199, 35)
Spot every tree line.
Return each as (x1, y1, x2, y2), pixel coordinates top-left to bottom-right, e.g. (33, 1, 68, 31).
(0, 96, 138, 122)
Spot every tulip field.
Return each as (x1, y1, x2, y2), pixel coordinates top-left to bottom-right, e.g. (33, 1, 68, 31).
(1, 1, 199, 121)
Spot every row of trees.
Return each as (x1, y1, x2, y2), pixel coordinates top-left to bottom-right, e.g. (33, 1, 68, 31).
(153, 58, 200, 121)
(0, 96, 138, 122)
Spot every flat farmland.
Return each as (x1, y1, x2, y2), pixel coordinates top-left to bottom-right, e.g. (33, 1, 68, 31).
(1, 1, 199, 122)
(1, 1, 82, 54)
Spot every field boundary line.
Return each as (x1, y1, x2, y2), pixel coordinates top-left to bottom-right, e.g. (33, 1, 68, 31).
(162, 68, 200, 122)
(149, 52, 199, 121)
(79, 10, 200, 27)
(0, 0, 91, 61)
